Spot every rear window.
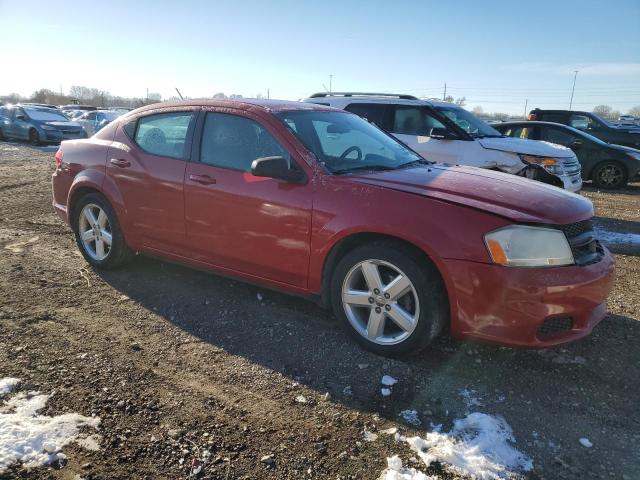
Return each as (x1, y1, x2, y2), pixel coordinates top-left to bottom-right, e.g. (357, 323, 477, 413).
(133, 112, 193, 159)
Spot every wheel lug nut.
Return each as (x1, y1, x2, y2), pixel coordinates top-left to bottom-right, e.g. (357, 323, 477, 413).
(385, 304, 391, 311)
(384, 292, 390, 299)
(375, 307, 381, 313)
(373, 288, 380, 295)
(368, 297, 374, 304)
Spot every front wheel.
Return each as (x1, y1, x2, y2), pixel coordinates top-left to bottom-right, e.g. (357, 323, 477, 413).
(592, 161, 628, 189)
(28, 128, 41, 146)
(330, 243, 448, 356)
(74, 193, 133, 269)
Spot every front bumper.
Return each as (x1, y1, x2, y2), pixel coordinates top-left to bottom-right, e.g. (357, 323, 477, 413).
(42, 129, 87, 143)
(442, 248, 615, 348)
(560, 172, 583, 192)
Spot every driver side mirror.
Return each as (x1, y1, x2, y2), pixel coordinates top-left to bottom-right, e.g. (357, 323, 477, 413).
(429, 127, 456, 140)
(251, 156, 306, 184)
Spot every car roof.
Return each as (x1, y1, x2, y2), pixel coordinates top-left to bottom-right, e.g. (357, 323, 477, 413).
(496, 121, 574, 127)
(303, 93, 456, 108)
(131, 99, 338, 115)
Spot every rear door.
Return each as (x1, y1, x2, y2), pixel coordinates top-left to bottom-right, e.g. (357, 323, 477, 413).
(106, 108, 197, 255)
(183, 109, 312, 288)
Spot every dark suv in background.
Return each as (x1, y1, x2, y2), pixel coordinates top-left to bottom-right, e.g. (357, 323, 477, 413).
(529, 109, 640, 149)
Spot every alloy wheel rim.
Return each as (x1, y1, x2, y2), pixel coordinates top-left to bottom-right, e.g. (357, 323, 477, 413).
(598, 165, 622, 186)
(79, 203, 112, 261)
(341, 259, 419, 345)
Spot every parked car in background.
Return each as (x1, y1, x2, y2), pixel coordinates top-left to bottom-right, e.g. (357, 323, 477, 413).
(109, 107, 133, 114)
(305, 93, 582, 192)
(60, 104, 97, 119)
(20, 102, 59, 110)
(52, 99, 614, 356)
(618, 115, 639, 127)
(0, 105, 87, 144)
(529, 109, 640, 149)
(75, 110, 122, 136)
(495, 121, 640, 189)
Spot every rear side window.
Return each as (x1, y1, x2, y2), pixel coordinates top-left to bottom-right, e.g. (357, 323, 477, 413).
(539, 113, 566, 124)
(200, 113, 290, 171)
(391, 106, 446, 135)
(344, 103, 389, 129)
(502, 126, 533, 139)
(134, 112, 193, 159)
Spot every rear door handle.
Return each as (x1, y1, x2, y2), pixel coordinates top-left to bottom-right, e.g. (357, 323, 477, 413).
(110, 158, 131, 168)
(189, 174, 216, 185)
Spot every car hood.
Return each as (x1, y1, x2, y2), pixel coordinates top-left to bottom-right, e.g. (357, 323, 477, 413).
(349, 164, 593, 224)
(477, 136, 574, 158)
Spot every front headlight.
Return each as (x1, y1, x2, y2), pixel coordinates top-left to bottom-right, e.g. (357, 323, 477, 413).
(484, 225, 574, 267)
(41, 124, 56, 131)
(519, 154, 564, 175)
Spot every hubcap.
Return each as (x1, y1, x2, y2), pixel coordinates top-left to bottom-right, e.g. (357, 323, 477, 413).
(79, 204, 112, 261)
(598, 165, 622, 186)
(342, 259, 419, 345)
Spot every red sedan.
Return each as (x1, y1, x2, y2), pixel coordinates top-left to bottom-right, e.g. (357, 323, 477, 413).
(52, 100, 614, 356)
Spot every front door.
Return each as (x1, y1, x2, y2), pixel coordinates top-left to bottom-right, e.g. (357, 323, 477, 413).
(184, 110, 312, 288)
(106, 109, 196, 255)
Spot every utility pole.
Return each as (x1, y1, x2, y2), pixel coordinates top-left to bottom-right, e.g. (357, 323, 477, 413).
(523, 99, 528, 119)
(569, 70, 578, 110)
(329, 75, 333, 94)
(146, 88, 149, 103)
(267, 88, 270, 99)
(443, 82, 447, 101)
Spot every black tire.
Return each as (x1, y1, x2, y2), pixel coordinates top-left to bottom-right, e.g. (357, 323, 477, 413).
(0, 128, 5, 141)
(73, 193, 133, 269)
(28, 128, 41, 146)
(330, 242, 448, 357)
(592, 161, 628, 189)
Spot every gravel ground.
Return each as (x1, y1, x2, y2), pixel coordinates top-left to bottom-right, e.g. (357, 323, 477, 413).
(0, 141, 638, 480)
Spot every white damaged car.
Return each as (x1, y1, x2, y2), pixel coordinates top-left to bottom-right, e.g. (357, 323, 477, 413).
(303, 93, 582, 192)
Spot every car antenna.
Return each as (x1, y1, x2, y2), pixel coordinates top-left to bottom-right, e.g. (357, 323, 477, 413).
(175, 88, 184, 100)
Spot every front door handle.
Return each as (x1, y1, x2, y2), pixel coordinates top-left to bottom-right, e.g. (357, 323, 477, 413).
(189, 174, 216, 185)
(110, 158, 131, 168)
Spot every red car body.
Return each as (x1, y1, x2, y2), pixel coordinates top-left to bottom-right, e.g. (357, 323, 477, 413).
(52, 100, 615, 348)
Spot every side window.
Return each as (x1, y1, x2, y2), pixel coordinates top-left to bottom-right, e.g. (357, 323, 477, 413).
(539, 113, 565, 123)
(570, 114, 599, 131)
(392, 106, 446, 135)
(344, 103, 389, 129)
(540, 127, 576, 146)
(86, 112, 97, 121)
(134, 112, 193, 159)
(200, 113, 290, 171)
(122, 119, 136, 138)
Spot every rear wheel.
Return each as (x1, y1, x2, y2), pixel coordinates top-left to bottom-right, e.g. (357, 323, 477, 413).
(592, 161, 627, 189)
(74, 193, 133, 269)
(330, 242, 447, 356)
(28, 128, 41, 146)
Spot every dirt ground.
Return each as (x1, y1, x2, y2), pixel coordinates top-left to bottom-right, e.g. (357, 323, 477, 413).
(0, 141, 638, 480)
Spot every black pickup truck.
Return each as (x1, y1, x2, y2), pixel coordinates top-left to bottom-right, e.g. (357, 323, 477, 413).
(529, 109, 640, 149)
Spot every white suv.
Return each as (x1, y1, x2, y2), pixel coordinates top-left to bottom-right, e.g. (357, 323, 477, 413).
(302, 93, 582, 192)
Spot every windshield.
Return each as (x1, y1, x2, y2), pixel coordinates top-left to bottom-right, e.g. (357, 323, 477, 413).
(435, 105, 503, 138)
(276, 110, 426, 174)
(24, 108, 69, 122)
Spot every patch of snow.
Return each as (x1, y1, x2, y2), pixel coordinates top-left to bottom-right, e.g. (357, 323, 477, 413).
(382, 375, 398, 386)
(579, 437, 593, 448)
(382, 427, 398, 435)
(381, 388, 392, 397)
(380, 455, 438, 480)
(256, 293, 263, 301)
(595, 227, 640, 248)
(364, 430, 378, 442)
(342, 386, 353, 396)
(294, 395, 307, 404)
(0, 378, 19, 396)
(459, 388, 483, 411)
(384, 412, 532, 480)
(0, 379, 100, 474)
(399, 410, 421, 426)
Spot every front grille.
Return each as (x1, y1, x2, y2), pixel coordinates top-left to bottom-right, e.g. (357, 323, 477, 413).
(538, 317, 574, 338)
(558, 219, 604, 266)
(563, 159, 582, 175)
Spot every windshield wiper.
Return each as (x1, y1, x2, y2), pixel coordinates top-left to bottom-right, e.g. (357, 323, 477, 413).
(331, 164, 398, 175)
(398, 158, 432, 168)
(473, 134, 504, 139)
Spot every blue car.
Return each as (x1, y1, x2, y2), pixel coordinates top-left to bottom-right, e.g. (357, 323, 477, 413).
(0, 105, 87, 145)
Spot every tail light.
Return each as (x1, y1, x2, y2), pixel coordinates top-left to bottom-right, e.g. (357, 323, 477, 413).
(55, 149, 63, 169)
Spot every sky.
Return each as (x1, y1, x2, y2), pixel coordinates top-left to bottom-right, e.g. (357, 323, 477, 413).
(0, 0, 639, 115)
